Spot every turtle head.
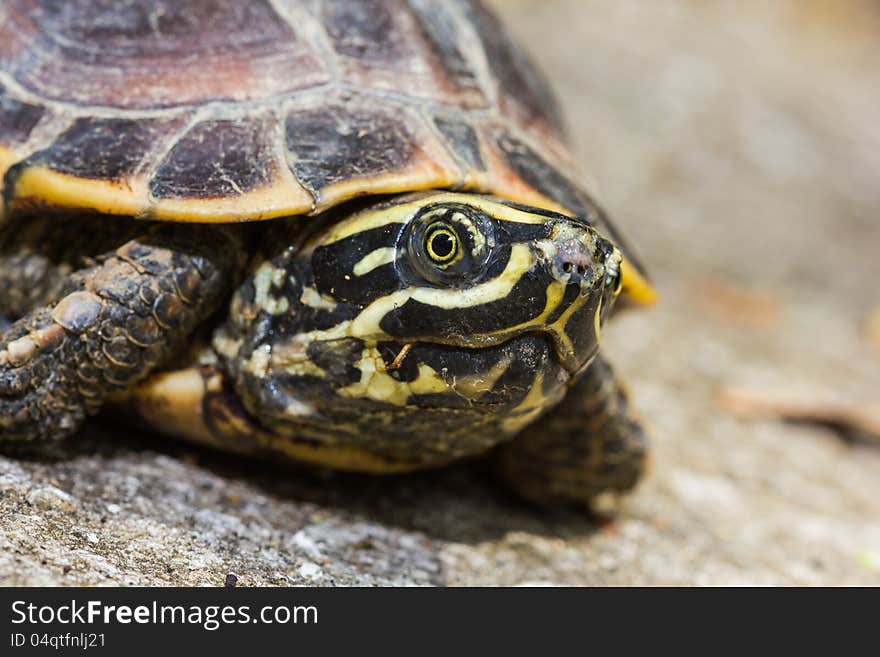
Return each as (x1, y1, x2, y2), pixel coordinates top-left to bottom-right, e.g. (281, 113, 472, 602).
(216, 192, 632, 461)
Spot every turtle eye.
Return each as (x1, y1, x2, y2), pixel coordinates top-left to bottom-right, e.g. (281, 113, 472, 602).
(406, 203, 494, 286)
(423, 222, 461, 266)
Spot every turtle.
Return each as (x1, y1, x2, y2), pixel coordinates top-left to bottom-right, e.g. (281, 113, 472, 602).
(0, 0, 656, 506)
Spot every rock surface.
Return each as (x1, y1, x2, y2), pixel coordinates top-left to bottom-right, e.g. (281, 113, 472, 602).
(2, 0, 879, 586)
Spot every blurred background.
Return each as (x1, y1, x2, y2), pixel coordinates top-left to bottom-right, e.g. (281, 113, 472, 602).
(2, 0, 878, 585)
(485, 0, 880, 583)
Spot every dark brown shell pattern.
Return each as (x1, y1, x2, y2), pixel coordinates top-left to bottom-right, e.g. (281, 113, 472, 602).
(0, 0, 617, 243)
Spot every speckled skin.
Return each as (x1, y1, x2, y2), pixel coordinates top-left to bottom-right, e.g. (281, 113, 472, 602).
(215, 195, 621, 465)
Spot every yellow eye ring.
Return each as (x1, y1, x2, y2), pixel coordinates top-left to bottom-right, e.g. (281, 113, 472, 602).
(424, 224, 460, 265)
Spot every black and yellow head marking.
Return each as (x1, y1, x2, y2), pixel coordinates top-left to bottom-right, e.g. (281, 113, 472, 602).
(216, 192, 653, 459)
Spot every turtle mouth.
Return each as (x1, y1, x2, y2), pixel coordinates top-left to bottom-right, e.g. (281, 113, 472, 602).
(376, 328, 585, 380)
(384, 277, 601, 376)
(370, 295, 598, 377)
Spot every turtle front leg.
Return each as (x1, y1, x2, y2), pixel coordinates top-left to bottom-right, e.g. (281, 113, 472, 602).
(0, 224, 239, 442)
(0, 215, 142, 321)
(493, 355, 648, 508)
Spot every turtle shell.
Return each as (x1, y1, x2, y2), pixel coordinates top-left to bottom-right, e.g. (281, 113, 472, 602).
(0, 0, 652, 296)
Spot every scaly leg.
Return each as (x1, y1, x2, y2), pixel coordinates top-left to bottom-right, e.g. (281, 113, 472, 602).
(0, 215, 161, 321)
(0, 222, 239, 442)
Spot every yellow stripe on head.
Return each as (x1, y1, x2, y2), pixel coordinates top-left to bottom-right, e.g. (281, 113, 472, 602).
(323, 192, 562, 246)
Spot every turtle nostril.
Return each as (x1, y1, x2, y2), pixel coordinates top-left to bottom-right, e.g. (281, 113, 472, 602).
(560, 261, 590, 279)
